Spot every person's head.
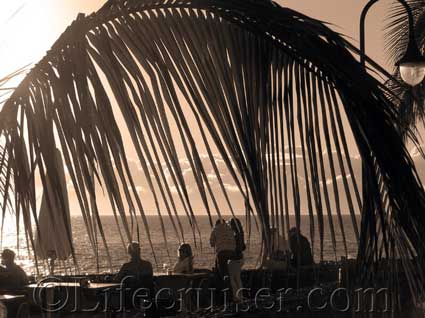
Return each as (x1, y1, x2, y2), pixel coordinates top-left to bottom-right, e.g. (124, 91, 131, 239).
(289, 227, 300, 236)
(178, 243, 193, 259)
(127, 242, 141, 260)
(229, 218, 243, 234)
(215, 219, 224, 226)
(1, 249, 15, 266)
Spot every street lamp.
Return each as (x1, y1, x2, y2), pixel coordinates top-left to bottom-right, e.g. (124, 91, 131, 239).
(359, 0, 425, 223)
(360, 0, 425, 86)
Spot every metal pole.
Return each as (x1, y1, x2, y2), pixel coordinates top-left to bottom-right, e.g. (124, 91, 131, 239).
(358, 0, 415, 285)
(359, 0, 416, 212)
(360, 0, 415, 69)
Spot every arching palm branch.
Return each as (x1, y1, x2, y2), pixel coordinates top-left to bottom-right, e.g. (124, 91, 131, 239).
(1, 0, 425, 298)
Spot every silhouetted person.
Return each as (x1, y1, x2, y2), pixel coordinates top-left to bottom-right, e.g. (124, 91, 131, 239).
(173, 243, 194, 274)
(228, 218, 246, 303)
(114, 242, 156, 314)
(115, 242, 153, 290)
(210, 219, 236, 279)
(288, 227, 314, 266)
(0, 249, 28, 289)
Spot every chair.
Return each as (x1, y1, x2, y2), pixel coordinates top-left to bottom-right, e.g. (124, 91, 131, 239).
(16, 303, 30, 318)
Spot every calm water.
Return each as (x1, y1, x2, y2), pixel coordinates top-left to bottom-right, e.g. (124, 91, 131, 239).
(2, 215, 358, 275)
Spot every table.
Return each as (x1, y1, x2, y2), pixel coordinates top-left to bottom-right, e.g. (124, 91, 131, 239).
(26, 281, 122, 316)
(26, 282, 81, 316)
(27, 282, 120, 290)
(26, 282, 79, 289)
(156, 270, 211, 275)
(84, 283, 121, 290)
(155, 272, 211, 279)
(0, 294, 26, 303)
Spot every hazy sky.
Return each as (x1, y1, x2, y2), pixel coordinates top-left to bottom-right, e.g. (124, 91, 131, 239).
(0, 0, 405, 215)
(0, 0, 392, 78)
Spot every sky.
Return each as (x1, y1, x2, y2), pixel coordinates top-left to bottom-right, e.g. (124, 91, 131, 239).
(0, 0, 392, 80)
(0, 0, 415, 215)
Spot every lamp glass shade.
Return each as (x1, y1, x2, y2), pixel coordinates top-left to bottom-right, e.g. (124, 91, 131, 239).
(399, 63, 425, 86)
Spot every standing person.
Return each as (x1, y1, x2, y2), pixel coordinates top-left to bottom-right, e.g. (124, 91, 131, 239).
(209, 219, 236, 279)
(288, 227, 314, 266)
(173, 243, 194, 274)
(0, 249, 29, 289)
(227, 218, 246, 303)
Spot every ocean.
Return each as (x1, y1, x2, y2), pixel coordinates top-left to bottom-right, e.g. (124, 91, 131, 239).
(2, 215, 358, 276)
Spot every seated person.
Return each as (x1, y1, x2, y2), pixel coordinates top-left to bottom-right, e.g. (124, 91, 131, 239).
(114, 242, 157, 315)
(288, 227, 314, 267)
(173, 243, 194, 274)
(0, 249, 29, 289)
(114, 242, 153, 291)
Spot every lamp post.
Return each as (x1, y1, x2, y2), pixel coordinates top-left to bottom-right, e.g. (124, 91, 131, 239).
(358, 0, 425, 239)
(360, 0, 425, 86)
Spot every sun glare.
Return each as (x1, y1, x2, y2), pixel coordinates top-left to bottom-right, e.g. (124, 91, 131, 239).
(0, 0, 103, 91)
(0, 1, 55, 81)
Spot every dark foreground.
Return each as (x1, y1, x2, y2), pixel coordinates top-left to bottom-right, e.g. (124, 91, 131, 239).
(2, 263, 423, 318)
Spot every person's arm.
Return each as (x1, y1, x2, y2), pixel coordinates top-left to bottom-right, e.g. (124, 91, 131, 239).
(19, 267, 29, 285)
(173, 259, 186, 273)
(0, 267, 8, 280)
(289, 235, 296, 255)
(240, 234, 246, 251)
(0, 272, 11, 287)
(146, 262, 153, 278)
(210, 228, 216, 247)
(142, 262, 154, 291)
(114, 264, 128, 282)
(140, 261, 153, 281)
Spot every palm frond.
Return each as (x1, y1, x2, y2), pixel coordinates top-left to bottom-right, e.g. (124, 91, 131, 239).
(0, 0, 424, 300)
